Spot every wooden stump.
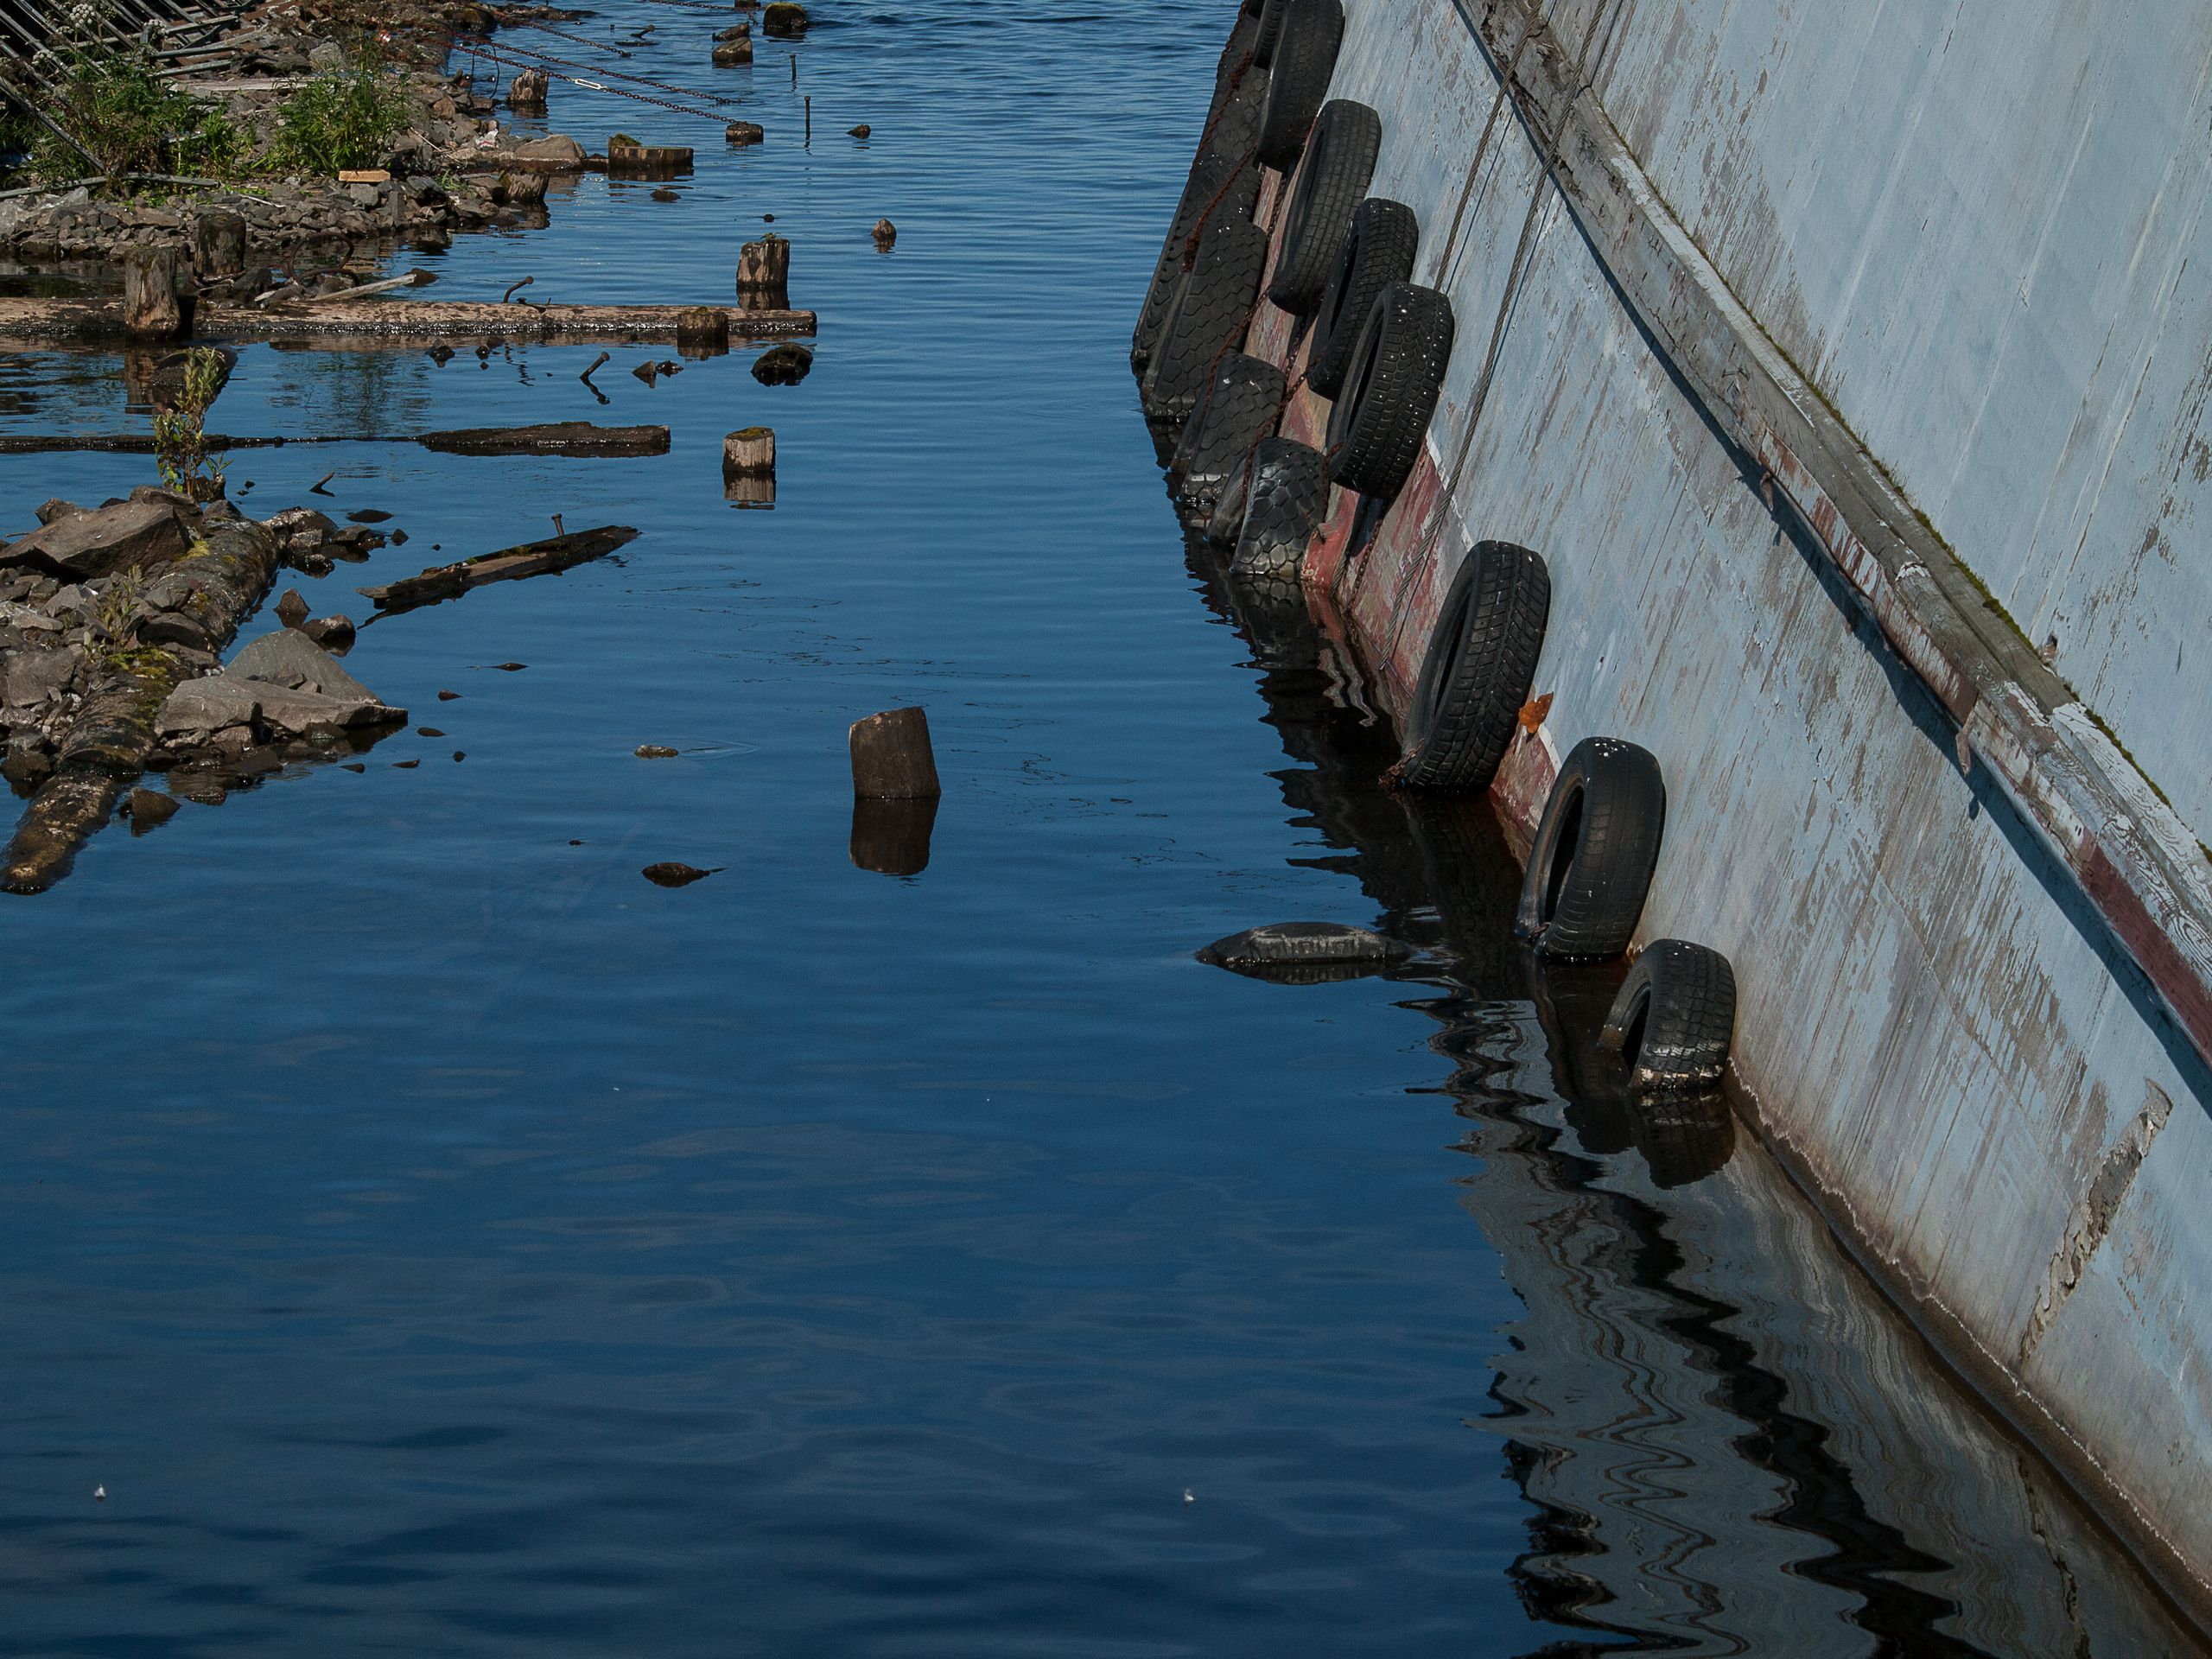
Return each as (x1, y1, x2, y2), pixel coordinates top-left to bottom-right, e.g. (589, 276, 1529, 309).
(850, 796, 937, 876)
(736, 233, 790, 310)
(191, 211, 246, 280)
(722, 426, 775, 507)
(872, 218, 897, 249)
(508, 68, 548, 110)
(675, 306, 729, 355)
(849, 707, 941, 800)
(726, 121, 766, 146)
(712, 36, 753, 65)
(123, 247, 182, 339)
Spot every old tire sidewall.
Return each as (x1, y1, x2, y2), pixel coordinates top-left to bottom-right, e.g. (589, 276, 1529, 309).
(1266, 100, 1382, 315)
(1310, 197, 1418, 397)
(1516, 736, 1666, 957)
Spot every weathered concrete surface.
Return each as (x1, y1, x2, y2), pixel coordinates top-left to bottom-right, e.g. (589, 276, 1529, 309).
(1228, 0, 2212, 1624)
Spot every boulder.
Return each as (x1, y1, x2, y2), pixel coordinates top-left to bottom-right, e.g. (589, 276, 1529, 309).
(504, 135, 587, 170)
(2, 499, 190, 579)
(0, 645, 79, 709)
(228, 629, 376, 702)
(156, 676, 262, 739)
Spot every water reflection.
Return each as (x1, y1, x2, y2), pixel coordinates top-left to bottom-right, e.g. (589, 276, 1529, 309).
(1186, 537, 2202, 1657)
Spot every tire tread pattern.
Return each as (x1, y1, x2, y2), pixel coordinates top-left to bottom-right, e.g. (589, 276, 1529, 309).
(1172, 353, 1287, 512)
(1132, 51, 1266, 369)
(1516, 736, 1665, 959)
(1326, 282, 1455, 499)
(1602, 938, 1736, 1094)
(1265, 100, 1381, 314)
(1230, 438, 1328, 579)
(1256, 0, 1345, 168)
(1402, 541, 1549, 791)
(1309, 197, 1417, 397)
(1141, 215, 1269, 421)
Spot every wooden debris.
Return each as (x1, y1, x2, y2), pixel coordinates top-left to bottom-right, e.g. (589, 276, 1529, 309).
(736, 233, 791, 310)
(509, 68, 549, 110)
(357, 524, 640, 613)
(192, 211, 247, 280)
(850, 796, 936, 876)
(849, 707, 941, 800)
(722, 426, 775, 507)
(0, 423, 671, 458)
(124, 247, 183, 339)
(0, 298, 816, 344)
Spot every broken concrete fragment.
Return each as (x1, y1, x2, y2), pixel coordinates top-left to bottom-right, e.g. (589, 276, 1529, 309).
(2, 499, 190, 580)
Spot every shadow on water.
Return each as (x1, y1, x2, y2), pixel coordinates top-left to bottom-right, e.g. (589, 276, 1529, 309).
(1184, 533, 2202, 1659)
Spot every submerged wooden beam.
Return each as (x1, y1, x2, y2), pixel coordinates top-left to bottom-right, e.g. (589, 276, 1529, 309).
(358, 524, 639, 613)
(0, 423, 670, 457)
(0, 297, 816, 344)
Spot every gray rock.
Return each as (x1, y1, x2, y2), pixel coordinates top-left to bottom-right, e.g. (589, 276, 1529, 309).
(227, 629, 374, 702)
(35, 499, 82, 526)
(1, 645, 79, 709)
(346, 183, 382, 209)
(308, 40, 345, 69)
(157, 676, 261, 738)
(124, 787, 180, 832)
(276, 588, 309, 627)
(2, 499, 190, 579)
(247, 681, 397, 736)
(506, 134, 587, 168)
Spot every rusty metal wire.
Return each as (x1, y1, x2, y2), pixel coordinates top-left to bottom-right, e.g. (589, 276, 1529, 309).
(455, 37, 737, 120)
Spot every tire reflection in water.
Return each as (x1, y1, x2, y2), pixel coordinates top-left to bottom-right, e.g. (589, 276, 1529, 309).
(1189, 537, 2204, 1659)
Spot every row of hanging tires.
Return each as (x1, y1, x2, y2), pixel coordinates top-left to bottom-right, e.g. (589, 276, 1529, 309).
(1135, 0, 1736, 1102)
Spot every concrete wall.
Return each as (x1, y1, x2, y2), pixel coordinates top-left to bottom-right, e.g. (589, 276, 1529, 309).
(1233, 0, 2212, 1619)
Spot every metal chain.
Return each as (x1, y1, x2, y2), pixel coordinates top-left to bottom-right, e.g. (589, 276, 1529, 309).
(457, 39, 736, 120)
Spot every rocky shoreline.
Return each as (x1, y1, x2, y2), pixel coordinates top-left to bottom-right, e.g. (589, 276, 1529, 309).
(0, 0, 601, 270)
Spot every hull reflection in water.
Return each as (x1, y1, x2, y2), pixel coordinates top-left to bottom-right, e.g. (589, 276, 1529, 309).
(1190, 544, 2204, 1658)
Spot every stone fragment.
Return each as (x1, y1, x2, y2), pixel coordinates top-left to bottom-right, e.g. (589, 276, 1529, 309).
(3, 499, 190, 579)
(123, 788, 179, 832)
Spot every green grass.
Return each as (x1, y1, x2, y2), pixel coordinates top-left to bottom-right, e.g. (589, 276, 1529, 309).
(270, 49, 414, 176)
(25, 41, 251, 188)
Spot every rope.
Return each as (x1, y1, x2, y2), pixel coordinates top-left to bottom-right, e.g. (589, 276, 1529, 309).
(507, 17, 636, 59)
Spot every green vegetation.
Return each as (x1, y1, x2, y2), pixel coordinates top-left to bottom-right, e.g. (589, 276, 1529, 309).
(25, 40, 251, 188)
(152, 348, 228, 503)
(270, 48, 413, 175)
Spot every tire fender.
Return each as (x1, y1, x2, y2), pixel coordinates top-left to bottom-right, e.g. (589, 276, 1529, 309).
(1325, 281, 1455, 500)
(1228, 438, 1329, 578)
(1171, 352, 1287, 513)
(1401, 541, 1549, 792)
(1309, 197, 1418, 397)
(1600, 938, 1737, 1095)
(1255, 0, 1345, 168)
(1266, 100, 1382, 315)
(1516, 735, 1665, 959)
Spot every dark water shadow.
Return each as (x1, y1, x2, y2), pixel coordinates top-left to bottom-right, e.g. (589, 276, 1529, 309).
(1182, 531, 2207, 1658)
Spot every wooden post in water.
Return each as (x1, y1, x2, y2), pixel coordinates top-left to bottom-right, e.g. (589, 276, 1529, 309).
(722, 426, 774, 506)
(508, 68, 548, 110)
(192, 211, 246, 280)
(676, 306, 730, 355)
(735, 234, 790, 310)
(850, 707, 941, 800)
(123, 247, 182, 339)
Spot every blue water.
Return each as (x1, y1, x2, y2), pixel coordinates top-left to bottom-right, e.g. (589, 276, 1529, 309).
(0, 3, 2201, 1654)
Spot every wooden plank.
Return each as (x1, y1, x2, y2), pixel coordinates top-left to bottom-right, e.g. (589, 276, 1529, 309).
(357, 525, 639, 613)
(0, 298, 817, 343)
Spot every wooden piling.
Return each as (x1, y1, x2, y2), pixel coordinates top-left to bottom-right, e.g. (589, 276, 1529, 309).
(508, 68, 549, 110)
(736, 234, 791, 310)
(676, 306, 730, 355)
(123, 247, 182, 339)
(850, 796, 937, 876)
(722, 426, 775, 506)
(191, 210, 246, 280)
(849, 707, 941, 800)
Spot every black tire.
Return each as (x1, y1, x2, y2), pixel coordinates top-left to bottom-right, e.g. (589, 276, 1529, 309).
(1629, 1089, 1736, 1189)
(1309, 198, 1417, 397)
(1601, 939, 1736, 1094)
(1255, 0, 1344, 168)
(1401, 541, 1548, 792)
(1132, 64, 1268, 371)
(1141, 213, 1270, 421)
(1325, 282, 1455, 499)
(1229, 438, 1328, 579)
(1251, 0, 1287, 66)
(1516, 736, 1665, 959)
(1265, 100, 1381, 314)
(1170, 353, 1286, 513)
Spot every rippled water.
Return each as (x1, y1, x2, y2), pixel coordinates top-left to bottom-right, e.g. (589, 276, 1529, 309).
(0, 3, 2202, 1654)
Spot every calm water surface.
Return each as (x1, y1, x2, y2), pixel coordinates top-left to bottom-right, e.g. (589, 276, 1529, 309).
(0, 3, 2201, 1654)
